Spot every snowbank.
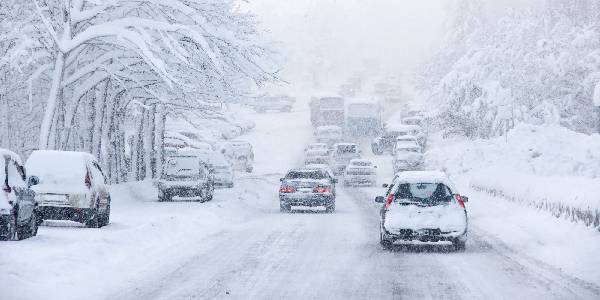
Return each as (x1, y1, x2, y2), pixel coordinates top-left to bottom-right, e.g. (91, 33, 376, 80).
(426, 123, 600, 228)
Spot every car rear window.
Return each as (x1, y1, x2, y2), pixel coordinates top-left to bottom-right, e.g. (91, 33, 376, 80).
(286, 170, 327, 180)
(395, 183, 452, 205)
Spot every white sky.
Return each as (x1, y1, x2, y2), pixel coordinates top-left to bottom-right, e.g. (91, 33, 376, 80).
(243, 0, 450, 94)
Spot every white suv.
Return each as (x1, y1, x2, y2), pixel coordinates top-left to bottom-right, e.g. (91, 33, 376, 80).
(376, 171, 468, 250)
(26, 150, 111, 228)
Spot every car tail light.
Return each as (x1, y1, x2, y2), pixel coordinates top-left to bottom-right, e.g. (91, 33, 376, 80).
(85, 170, 92, 189)
(313, 186, 331, 193)
(385, 194, 394, 209)
(279, 186, 295, 193)
(454, 194, 465, 209)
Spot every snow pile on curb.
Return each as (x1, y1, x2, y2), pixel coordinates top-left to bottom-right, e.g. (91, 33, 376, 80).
(426, 123, 600, 228)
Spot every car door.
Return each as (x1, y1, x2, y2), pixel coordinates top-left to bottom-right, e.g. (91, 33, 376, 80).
(7, 159, 35, 225)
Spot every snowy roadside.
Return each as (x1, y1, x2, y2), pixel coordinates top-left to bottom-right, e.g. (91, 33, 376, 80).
(0, 110, 312, 300)
(426, 124, 600, 284)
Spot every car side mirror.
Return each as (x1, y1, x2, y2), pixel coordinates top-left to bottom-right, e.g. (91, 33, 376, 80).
(382, 183, 389, 188)
(375, 196, 385, 203)
(332, 179, 338, 184)
(462, 196, 469, 203)
(28, 176, 39, 187)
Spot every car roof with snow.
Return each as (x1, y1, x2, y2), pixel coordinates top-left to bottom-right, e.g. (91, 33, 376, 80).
(393, 171, 457, 192)
(306, 149, 329, 155)
(349, 159, 373, 165)
(308, 142, 328, 146)
(396, 135, 417, 140)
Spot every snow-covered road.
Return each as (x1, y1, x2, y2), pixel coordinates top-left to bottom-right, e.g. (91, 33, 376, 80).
(2, 108, 599, 300)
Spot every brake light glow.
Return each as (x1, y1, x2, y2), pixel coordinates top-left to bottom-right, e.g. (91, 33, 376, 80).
(313, 186, 331, 193)
(454, 194, 465, 209)
(385, 194, 394, 209)
(279, 186, 295, 193)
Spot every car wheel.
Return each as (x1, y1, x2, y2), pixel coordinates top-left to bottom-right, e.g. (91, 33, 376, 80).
(453, 238, 466, 251)
(17, 213, 37, 240)
(380, 227, 393, 250)
(101, 199, 111, 227)
(85, 201, 101, 228)
(280, 203, 291, 213)
(0, 213, 17, 241)
(325, 203, 335, 213)
(246, 167, 253, 173)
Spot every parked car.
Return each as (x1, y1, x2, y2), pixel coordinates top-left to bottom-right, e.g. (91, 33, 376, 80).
(330, 143, 361, 175)
(177, 148, 233, 188)
(304, 149, 330, 165)
(343, 159, 377, 187)
(0, 149, 39, 240)
(220, 140, 254, 173)
(279, 168, 337, 213)
(305, 143, 329, 152)
(375, 171, 468, 250)
(26, 150, 111, 228)
(315, 126, 343, 146)
(251, 95, 295, 113)
(158, 154, 214, 202)
(393, 146, 423, 173)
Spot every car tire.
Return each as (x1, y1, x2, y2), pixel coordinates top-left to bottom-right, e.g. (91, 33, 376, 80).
(85, 200, 102, 228)
(17, 213, 37, 240)
(158, 191, 171, 202)
(0, 213, 17, 241)
(380, 227, 393, 250)
(325, 202, 335, 213)
(100, 199, 111, 227)
(246, 167, 253, 173)
(453, 239, 466, 251)
(280, 203, 291, 213)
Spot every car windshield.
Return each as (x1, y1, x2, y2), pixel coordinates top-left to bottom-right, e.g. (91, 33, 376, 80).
(285, 170, 327, 180)
(396, 183, 452, 205)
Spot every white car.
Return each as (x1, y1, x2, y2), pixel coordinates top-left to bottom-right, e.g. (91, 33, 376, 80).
(178, 148, 233, 188)
(305, 143, 329, 152)
(220, 140, 254, 173)
(376, 171, 468, 250)
(343, 159, 377, 187)
(330, 143, 361, 175)
(392, 139, 421, 155)
(315, 126, 343, 146)
(26, 150, 111, 228)
(304, 149, 330, 165)
(393, 146, 423, 173)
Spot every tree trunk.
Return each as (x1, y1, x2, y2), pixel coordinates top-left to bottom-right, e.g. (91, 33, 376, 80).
(39, 53, 66, 149)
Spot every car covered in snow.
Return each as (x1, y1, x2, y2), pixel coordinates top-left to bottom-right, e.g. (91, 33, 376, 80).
(393, 145, 423, 173)
(220, 140, 254, 173)
(315, 126, 343, 146)
(0, 149, 39, 240)
(376, 171, 468, 250)
(251, 95, 295, 113)
(305, 143, 329, 152)
(330, 143, 361, 175)
(158, 155, 214, 202)
(279, 168, 337, 213)
(343, 159, 377, 187)
(392, 138, 421, 155)
(304, 149, 330, 165)
(177, 148, 233, 188)
(26, 150, 111, 228)
(371, 124, 420, 155)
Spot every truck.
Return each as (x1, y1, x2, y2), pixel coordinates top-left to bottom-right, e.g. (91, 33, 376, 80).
(346, 102, 382, 136)
(310, 97, 345, 128)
